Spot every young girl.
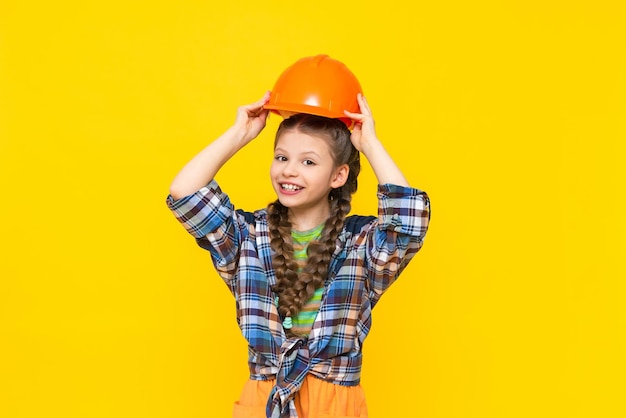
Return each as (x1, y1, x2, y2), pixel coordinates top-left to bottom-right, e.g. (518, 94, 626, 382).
(166, 92, 430, 418)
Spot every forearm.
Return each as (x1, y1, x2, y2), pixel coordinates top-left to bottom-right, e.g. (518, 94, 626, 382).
(169, 127, 247, 199)
(361, 138, 410, 187)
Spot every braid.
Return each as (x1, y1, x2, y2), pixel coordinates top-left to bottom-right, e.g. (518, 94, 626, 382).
(268, 114, 361, 335)
(268, 200, 300, 319)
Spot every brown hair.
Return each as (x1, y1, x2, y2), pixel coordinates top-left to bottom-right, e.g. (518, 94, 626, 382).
(267, 114, 360, 336)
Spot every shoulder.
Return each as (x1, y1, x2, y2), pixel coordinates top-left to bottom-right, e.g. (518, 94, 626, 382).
(378, 183, 429, 199)
(236, 208, 268, 226)
(343, 214, 377, 234)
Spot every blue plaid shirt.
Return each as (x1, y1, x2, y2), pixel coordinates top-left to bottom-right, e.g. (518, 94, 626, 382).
(166, 180, 430, 417)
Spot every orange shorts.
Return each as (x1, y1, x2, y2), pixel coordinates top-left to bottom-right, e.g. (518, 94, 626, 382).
(232, 375, 369, 418)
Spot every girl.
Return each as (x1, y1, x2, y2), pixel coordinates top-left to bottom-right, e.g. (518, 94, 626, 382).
(166, 92, 430, 418)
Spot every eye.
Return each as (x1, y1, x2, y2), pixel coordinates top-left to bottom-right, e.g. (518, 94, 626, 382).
(274, 155, 287, 162)
(303, 159, 316, 166)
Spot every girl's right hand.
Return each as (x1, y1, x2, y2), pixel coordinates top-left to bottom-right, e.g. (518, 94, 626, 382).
(232, 91, 271, 143)
(169, 92, 272, 199)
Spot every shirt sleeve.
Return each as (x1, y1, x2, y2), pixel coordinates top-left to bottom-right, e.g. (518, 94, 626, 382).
(165, 180, 248, 285)
(365, 183, 431, 304)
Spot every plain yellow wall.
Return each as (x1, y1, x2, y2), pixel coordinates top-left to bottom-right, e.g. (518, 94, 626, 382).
(1, 1, 625, 417)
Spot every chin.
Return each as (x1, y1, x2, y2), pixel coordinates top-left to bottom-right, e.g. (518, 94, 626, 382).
(277, 196, 296, 208)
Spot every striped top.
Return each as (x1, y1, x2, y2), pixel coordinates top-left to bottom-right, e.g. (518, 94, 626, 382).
(288, 224, 325, 337)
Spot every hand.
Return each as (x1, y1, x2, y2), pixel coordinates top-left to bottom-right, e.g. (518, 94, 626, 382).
(343, 93, 378, 152)
(233, 91, 271, 143)
(345, 94, 409, 186)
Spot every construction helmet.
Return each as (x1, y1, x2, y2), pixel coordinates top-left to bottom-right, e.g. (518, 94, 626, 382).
(264, 54, 363, 128)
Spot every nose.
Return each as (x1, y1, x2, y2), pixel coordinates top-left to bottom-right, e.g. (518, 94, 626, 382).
(282, 160, 299, 177)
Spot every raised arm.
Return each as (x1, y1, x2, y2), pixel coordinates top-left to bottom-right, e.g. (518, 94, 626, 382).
(343, 94, 409, 187)
(169, 92, 271, 200)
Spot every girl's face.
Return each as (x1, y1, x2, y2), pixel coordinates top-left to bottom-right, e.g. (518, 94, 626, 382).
(270, 130, 348, 221)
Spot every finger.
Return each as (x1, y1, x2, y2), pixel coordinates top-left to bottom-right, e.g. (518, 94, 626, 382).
(344, 113, 366, 126)
(357, 94, 371, 115)
(343, 109, 364, 119)
(344, 110, 371, 127)
(249, 107, 267, 118)
(245, 104, 266, 117)
(246, 91, 271, 111)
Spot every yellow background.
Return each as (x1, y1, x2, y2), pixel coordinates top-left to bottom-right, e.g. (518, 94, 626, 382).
(1, 1, 624, 417)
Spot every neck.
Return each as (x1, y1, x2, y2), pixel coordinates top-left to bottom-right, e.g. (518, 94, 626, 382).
(288, 207, 329, 232)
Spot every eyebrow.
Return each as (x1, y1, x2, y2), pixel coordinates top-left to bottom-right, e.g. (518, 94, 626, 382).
(274, 148, 322, 159)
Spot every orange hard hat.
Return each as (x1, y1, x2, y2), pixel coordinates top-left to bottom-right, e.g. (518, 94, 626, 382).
(264, 54, 363, 128)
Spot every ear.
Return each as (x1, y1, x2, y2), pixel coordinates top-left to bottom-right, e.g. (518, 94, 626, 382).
(330, 164, 349, 189)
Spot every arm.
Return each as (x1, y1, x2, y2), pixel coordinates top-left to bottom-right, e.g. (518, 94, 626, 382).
(352, 184, 430, 306)
(166, 181, 249, 291)
(343, 93, 409, 187)
(169, 92, 271, 200)
(344, 94, 429, 302)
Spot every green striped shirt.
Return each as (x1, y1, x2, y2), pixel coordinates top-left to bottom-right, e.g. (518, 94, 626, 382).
(289, 223, 325, 336)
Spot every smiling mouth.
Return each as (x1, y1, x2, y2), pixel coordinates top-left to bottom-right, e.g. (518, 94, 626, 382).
(281, 183, 303, 191)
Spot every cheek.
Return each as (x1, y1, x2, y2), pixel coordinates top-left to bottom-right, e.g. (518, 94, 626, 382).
(269, 162, 279, 178)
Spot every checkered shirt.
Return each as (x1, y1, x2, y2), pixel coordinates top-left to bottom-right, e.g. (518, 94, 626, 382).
(166, 180, 430, 417)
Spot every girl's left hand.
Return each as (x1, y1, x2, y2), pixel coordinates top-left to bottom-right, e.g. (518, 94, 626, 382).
(343, 93, 378, 152)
